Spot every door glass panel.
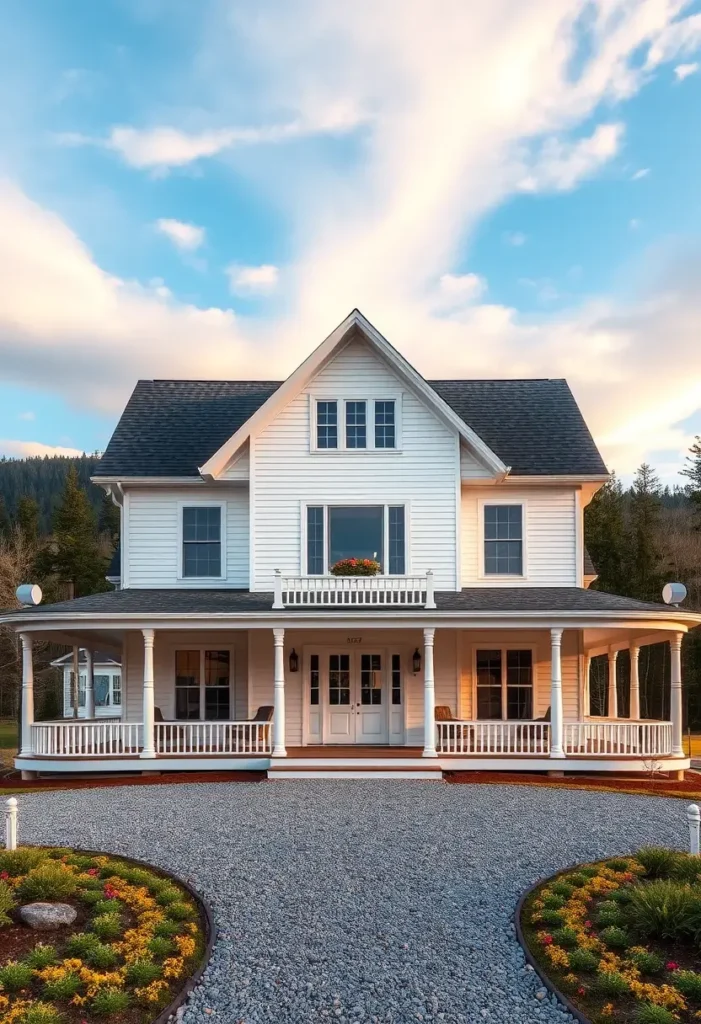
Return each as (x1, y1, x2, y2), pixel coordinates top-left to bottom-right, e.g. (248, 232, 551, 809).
(310, 654, 320, 705)
(361, 653, 382, 705)
(476, 649, 502, 720)
(204, 651, 230, 720)
(391, 654, 401, 705)
(329, 654, 351, 705)
(176, 650, 200, 720)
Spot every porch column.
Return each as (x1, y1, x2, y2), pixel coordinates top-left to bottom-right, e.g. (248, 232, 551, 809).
(582, 654, 591, 719)
(19, 633, 34, 757)
(71, 646, 80, 718)
(550, 628, 565, 758)
(629, 643, 641, 721)
(670, 632, 684, 758)
(140, 629, 156, 759)
(272, 628, 287, 757)
(422, 627, 437, 758)
(607, 649, 618, 719)
(84, 648, 95, 720)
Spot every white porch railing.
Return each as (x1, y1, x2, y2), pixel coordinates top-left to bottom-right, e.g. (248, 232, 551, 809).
(436, 720, 551, 755)
(155, 721, 272, 755)
(564, 721, 673, 757)
(273, 570, 436, 609)
(31, 722, 142, 757)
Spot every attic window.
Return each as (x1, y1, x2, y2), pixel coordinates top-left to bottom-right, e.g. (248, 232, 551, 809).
(312, 398, 400, 451)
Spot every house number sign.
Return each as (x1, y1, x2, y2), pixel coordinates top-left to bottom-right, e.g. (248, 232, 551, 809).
(346, 637, 363, 644)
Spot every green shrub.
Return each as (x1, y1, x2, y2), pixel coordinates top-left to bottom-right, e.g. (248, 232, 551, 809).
(627, 949, 664, 975)
(636, 847, 679, 879)
(91, 913, 122, 940)
(43, 972, 82, 1000)
(673, 969, 701, 1000)
(18, 1002, 64, 1024)
(154, 883, 182, 906)
(550, 880, 575, 899)
(99, 861, 130, 880)
(597, 971, 630, 996)
(627, 879, 701, 940)
(166, 900, 194, 921)
(93, 899, 123, 916)
(18, 862, 77, 902)
(567, 948, 599, 972)
(66, 932, 100, 957)
(0, 848, 46, 876)
(607, 858, 630, 872)
(610, 887, 634, 905)
(599, 925, 630, 949)
(671, 855, 701, 883)
(67, 855, 95, 870)
(91, 988, 130, 1016)
(77, 876, 105, 891)
(541, 894, 566, 910)
(563, 872, 588, 887)
(596, 900, 624, 927)
(79, 889, 105, 905)
(25, 944, 57, 969)
(86, 942, 118, 970)
(539, 909, 564, 927)
(124, 867, 157, 889)
(634, 1006, 679, 1024)
(0, 960, 34, 991)
(148, 936, 174, 958)
(580, 865, 600, 877)
(0, 879, 16, 926)
(126, 959, 162, 986)
(551, 927, 579, 949)
(154, 919, 182, 938)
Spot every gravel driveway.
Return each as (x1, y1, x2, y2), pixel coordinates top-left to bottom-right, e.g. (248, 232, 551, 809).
(12, 781, 692, 1024)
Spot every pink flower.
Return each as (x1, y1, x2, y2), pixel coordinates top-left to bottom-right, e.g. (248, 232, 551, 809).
(542, 934, 553, 945)
(86, 868, 98, 876)
(666, 961, 679, 971)
(584, 920, 592, 929)
(0, 871, 9, 880)
(577, 987, 586, 996)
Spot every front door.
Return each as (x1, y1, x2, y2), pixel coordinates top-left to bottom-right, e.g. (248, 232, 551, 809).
(322, 651, 389, 744)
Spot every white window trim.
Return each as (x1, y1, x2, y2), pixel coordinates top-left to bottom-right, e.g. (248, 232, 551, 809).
(300, 500, 411, 575)
(177, 500, 227, 582)
(309, 396, 403, 453)
(477, 498, 527, 580)
(173, 646, 235, 722)
(471, 643, 538, 722)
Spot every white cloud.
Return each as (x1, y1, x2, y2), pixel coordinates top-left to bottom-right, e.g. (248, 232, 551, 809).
(0, 440, 83, 458)
(674, 62, 699, 80)
(503, 231, 526, 246)
(518, 123, 624, 193)
(226, 264, 279, 294)
(437, 273, 486, 305)
(631, 168, 650, 180)
(17, 411, 35, 421)
(155, 218, 205, 251)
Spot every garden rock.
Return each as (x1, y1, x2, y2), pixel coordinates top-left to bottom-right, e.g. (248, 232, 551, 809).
(20, 902, 77, 930)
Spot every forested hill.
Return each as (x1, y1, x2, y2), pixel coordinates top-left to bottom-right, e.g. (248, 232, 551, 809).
(0, 455, 105, 533)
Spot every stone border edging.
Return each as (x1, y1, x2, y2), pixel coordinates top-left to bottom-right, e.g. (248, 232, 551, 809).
(25, 846, 216, 1024)
(514, 866, 593, 1024)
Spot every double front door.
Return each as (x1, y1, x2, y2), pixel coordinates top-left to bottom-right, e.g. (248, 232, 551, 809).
(308, 650, 389, 744)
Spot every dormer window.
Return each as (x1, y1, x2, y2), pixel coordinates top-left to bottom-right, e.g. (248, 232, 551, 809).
(312, 398, 400, 451)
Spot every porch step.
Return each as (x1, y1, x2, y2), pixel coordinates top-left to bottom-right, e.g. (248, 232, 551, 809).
(267, 758, 443, 780)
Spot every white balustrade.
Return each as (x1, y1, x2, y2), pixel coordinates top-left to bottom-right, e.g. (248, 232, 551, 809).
(563, 721, 672, 757)
(435, 720, 551, 755)
(155, 721, 272, 756)
(31, 721, 142, 757)
(273, 571, 436, 609)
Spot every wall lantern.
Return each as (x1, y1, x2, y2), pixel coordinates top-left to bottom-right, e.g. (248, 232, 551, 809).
(289, 648, 299, 673)
(412, 648, 422, 674)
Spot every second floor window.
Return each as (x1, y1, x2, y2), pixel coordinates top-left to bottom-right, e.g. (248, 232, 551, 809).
(316, 401, 338, 448)
(313, 398, 399, 450)
(345, 401, 367, 448)
(375, 400, 395, 448)
(306, 504, 406, 574)
(182, 506, 222, 577)
(484, 504, 523, 575)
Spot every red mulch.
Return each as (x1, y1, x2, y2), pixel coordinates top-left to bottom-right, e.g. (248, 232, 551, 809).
(445, 769, 701, 798)
(0, 770, 266, 794)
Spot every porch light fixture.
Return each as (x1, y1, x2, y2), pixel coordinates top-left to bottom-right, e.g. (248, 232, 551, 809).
(289, 648, 299, 673)
(412, 648, 421, 674)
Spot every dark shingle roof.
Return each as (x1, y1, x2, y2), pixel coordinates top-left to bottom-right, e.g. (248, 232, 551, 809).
(96, 377, 607, 478)
(5, 587, 675, 617)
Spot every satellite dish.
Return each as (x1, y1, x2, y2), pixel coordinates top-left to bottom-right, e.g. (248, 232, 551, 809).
(15, 584, 42, 607)
(662, 582, 687, 606)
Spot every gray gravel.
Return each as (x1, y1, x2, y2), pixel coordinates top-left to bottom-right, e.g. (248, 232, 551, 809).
(12, 781, 692, 1023)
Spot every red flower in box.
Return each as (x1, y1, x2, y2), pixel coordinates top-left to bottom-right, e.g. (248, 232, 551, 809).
(330, 557, 381, 577)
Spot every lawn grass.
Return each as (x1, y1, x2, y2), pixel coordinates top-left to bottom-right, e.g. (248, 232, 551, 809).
(0, 719, 17, 752)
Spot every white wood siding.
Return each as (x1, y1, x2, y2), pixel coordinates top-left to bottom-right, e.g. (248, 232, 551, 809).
(125, 486, 249, 588)
(461, 485, 578, 586)
(221, 445, 250, 481)
(460, 443, 493, 480)
(252, 338, 459, 590)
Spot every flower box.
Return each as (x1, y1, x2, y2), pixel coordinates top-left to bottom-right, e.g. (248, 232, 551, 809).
(330, 558, 381, 577)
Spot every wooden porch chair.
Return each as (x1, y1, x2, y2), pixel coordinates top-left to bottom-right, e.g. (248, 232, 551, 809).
(435, 706, 472, 749)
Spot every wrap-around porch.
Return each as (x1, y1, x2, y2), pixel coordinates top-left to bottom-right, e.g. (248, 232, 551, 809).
(15, 620, 689, 777)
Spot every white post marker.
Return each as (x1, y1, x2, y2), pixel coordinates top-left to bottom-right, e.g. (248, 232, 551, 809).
(688, 803, 700, 856)
(5, 798, 17, 851)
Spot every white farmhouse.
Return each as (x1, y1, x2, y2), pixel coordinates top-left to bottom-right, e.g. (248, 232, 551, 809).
(4, 311, 700, 779)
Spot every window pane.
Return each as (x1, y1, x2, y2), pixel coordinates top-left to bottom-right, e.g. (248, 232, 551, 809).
(307, 506, 324, 574)
(317, 401, 338, 449)
(477, 687, 502, 719)
(388, 506, 405, 575)
(360, 653, 382, 705)
(346, 401, 367, 449)
(506, 650, 532, 686)
(375, 400, 396, 448)
(183, 507, 221, 542)
(176, 651, 199, 686)
(94, 675, 110, 707)
(112, 675, 122, 706)
(204, 687, 230, 720)
(183, 541, 221, 578)
(176, 688, 201, 720)
(329, 653, 350, 705)
(391, 653, 401, 705)
(476, 649, 502, 720)
(506, 686, 532, 720)
(329, 506, 383, 567)
(484, 537, 522, 575)
(205, 651, 230, 686)
(78, 674, 86, 707)
(310, 654, 320, 706)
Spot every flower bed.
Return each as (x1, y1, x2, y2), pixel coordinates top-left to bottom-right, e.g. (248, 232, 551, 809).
(330, 558, 381, 576)
(519, 848, 701, 1024)
(0, 847, 208, 1024)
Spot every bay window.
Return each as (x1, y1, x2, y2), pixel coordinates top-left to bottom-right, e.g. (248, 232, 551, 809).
(475, 648, 534, 720)
(305, 504, 406, 574)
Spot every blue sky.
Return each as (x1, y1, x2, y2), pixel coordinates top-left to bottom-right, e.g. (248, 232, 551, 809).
(1, 0, 701, 481)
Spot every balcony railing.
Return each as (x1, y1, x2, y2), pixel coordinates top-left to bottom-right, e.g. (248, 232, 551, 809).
(564, 721, 672, 757)
(31, 722, 142, 757)
(436, 720, 550, 755)
(273, 570, 436, 609)
(155, 721, 271, 755)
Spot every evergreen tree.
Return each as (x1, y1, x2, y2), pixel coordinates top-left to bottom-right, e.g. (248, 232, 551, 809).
(16, 496, 40, 543)
(681, 435, 701, 528)
(41, 467, 109, 597)
(584, 474, 628, 594)
(97, 491, 120, 544)
(628, 463, 666, 601)
(0, 497, 9, 539)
